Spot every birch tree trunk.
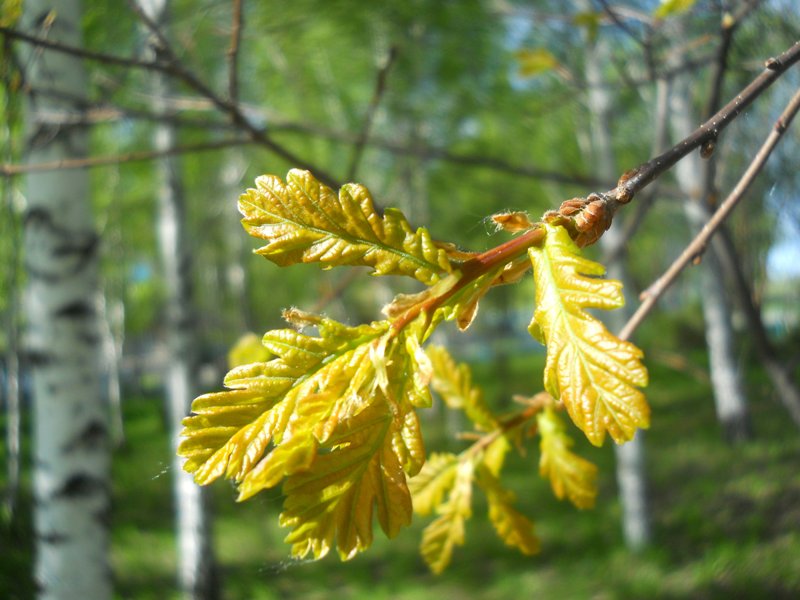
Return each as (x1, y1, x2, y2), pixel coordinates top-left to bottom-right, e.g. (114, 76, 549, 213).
(139, 1, 219, 597)
(582, 32, 652, 551)
(22, 1, 112, 597)
(670, 74, 752, 443)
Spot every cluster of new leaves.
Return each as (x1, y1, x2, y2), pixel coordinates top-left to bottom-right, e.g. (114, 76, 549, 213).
(179, 170, 648, 570)
(180, 314, 429, 560)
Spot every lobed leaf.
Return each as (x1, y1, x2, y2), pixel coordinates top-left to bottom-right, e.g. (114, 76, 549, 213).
(239, 169, 453, 284)
(537, 407, 598, 509)
(419, 460, 474, 574)
(427, 344, 497, 431)
(528, 224, 649, 446)
(409, 452, 459, 516)
(279, 400, 415, 561)
(476, 466, 539, 556)
(179, 312, 436, 560)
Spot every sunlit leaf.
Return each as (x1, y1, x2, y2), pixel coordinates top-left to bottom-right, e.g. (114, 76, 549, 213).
(537, 407, 597, 509)
(0, 0, 22, 27)
(280, 399, 414, 560)
(528, 224, 649, 446)
(515, 48, 559, 78)
(227, 332, 272, 368)
(179, 311, 437, 560)
(654, 0, 696, 18)
(427, 344, 497, 431)
(419, 459, 474, 574)
(409, 452, 458, 516)
(239, 169, 453, 284)
(476, 465, 539, 555)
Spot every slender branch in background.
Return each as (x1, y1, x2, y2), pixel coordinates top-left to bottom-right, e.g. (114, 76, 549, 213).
(0, 24, 168, 73)
(618, 87, 800, 342)
(618, 40, 800, 200)
(0, 138, 252, 175)
(346, 46, 397, 181)
(126, 0, 342, 188)
(227, 0, 243, 103)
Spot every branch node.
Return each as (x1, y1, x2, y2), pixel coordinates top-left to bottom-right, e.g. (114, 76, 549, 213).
(765, 57, 782, 70)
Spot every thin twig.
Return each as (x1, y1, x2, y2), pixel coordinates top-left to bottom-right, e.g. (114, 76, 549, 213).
(617, 41, 800, 201)
(346, 45, 398, 181)
(0, 138, 252, 175)
(228, 0, 243, 103)
(0, 24, 168, 73)
(126, 0, 342, 188)
(618, 86, 800, 341)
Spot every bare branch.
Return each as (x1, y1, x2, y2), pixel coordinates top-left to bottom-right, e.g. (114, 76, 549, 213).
(346, 45, 398, 181)
(617, 41, 800, 201)
(228, 0, 243, 102)
(0, 138, 252, 175)
(619, 86, 800, 342)
(126, 0, 342, 188)
(0, 24, 167, 73)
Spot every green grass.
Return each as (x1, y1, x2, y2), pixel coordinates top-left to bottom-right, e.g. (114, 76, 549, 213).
(2, 351, 800, 599)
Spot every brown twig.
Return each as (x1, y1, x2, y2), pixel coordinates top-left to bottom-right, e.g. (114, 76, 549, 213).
(0, 138, 252, 175)
(616, 41, 800, 202)
(227, 0, 243, 103)
(0, 24, 167, 73)
(618, 86, 800, 341)
(346, 45, 398, 181)
(126, 0, 342, 188)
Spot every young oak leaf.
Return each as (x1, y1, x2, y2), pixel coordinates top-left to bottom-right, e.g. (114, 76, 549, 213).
(409, 452, 459, 516)
(537, 407, 598, 509)
(180, 314, 434, 561)
(476, 465, 539, 556)
(239, 169, 453, 285)
(419, 459, 474, 574)
(427, 344, 497, 431)
(528, 224, 649, 446)
(178, 318, 388, 488)
(279, 398, 417, 561)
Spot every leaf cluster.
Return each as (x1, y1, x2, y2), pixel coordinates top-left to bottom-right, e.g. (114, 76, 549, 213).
(179, 170, 648, 571)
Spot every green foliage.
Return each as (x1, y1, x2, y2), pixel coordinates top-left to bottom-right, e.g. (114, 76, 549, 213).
(180, 171, 646, 571)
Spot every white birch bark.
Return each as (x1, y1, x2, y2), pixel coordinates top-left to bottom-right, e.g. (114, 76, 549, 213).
(583, 32, 651, 551)
(23, 1, 112, 597)
(138, 1, 219, 597)
(669, 75, 752, 442)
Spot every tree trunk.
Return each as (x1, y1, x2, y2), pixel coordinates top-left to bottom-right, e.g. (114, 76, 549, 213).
(139, 1, 219, 597)
(713, 226, 800, 428)
(22, 1, 112, 597)
(670, 75, 752, 443)
(2, 75, 22, 519)
(583, 31, 652, 551)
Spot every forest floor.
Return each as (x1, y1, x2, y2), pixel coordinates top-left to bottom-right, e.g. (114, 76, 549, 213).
(2, 343, 800, 599)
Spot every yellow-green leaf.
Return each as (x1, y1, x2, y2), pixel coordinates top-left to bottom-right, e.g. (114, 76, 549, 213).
(537, 407, 598, 509)
(528, 224, 649, 446)
(419, 459, 474, 574)
(427, 344, 497, 431)
(179, 314, 437, 561)
(409, 452, 458, 516)
(280, 400, 414, 561)
(476, 465, 539, 556)
(654, 0, 696, 18)
(239, 169, 453, 284)
(227, 332, 272, 368)
(514, 48, 559, 78)
(1, 0, 22, 27)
